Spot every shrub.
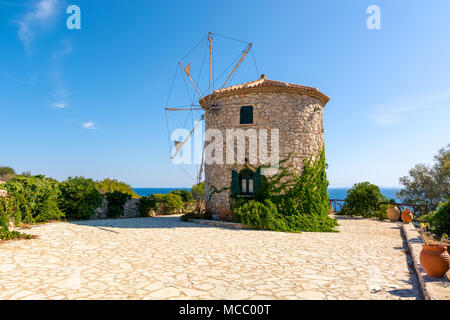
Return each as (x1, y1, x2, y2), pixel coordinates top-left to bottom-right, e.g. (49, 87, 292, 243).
(169, 189, 193, 203)
(0, 193, 31, 240)
(105, 191, 131, 218)
(339, 182, 388, 218)
(0, 229, 33, 240)
(170, 189, 194, 212)
(153, 193, 183, 215)
(192, 182, 205, 199)
(423, 199, 450, 239)
(0, 166, 15, 182)
(2, 175, 63, 224)
(374, 203, 390, 221)
(58, 177, 103, 220)
(191, 182, 205, 213)
(96, 178, 139, 199)
(0, 195, 13, 230)
(0, 167, 15, 176)
(180, 211, 212, 222)
(234, 200, 283, 231)
(138, 195, 158, 217)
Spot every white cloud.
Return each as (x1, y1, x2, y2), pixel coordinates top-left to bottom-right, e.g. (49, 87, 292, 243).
(16, 0, 60, 54)
(82, 122, 96, 130)
(50, 40, 72, 109)
(369, 91, 450, 125)
(52, 102, 66, 109)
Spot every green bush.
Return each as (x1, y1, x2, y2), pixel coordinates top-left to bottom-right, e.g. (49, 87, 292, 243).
(192, 182, 205, 199)
(191, 182, 205, 213)
(0, 195, 13, 230)
(0, 229, 33, 240)
(105, 191, 131, 218)
(234, 200, 284, 231)
(169, 189, 193, 203)
(96, 178, 139, 199)
(339, 182, 388, 218)
(153, 193, 183, 215)
(374, 203, 390, 221)
(232, 148, 338, 232)
(423, 199, 450, 239)
(180, 211, 212, 222)
(2, 175, 63, 224)
(138, 195, 158, 217)
(58, 177, 103, 220)
(0, 166, 15, 181)
(0, 167, 15, 176)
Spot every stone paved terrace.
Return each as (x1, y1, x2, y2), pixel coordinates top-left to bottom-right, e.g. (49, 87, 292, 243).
(0, 216, 422, 300)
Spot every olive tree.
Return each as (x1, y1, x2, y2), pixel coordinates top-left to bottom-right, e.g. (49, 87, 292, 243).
(397, 144, 449, 211)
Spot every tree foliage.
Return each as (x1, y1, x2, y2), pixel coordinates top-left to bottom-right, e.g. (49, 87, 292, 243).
(1, 175, 63, 224)
(339, 182, 388, 218)
(169, 189, 193, 203)
(192, 182, 205, 199)
(58, 177, 103, 220)
(0, 166, 15, 181)
(152, 193, 183, 215)
(138, 195, 158, 217)
(420, 199, 450, 239)
(105, 191, 131, 218)
(397, 144, 449, 211)
(96, 178, 139, 199)
(0, 167, 15, 176)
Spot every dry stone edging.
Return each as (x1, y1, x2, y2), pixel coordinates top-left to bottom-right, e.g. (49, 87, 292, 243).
(402, 223, 450, 300)
(187, 218, 250, 229)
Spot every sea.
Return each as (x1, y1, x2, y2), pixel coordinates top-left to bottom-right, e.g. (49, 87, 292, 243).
(133, 187, 402, 202)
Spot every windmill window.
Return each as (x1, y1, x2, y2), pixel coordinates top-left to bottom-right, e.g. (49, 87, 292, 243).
(238, 169, 254, 195)
(231, 168, 261, 197)
(240, 106, 253, 124)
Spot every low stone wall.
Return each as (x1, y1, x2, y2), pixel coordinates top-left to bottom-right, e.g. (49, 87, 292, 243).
(92, 198, 140, 219)
(402, 223, 450, 300)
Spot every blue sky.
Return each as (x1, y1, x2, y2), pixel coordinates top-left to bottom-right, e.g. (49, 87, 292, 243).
(1, 0, 449, 188)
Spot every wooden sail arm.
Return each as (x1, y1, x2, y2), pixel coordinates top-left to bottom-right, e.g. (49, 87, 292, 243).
(170, 114, 205, 159)
(165, 107, 203, 111)
(179, 61, 204, 100)
(221, 43, 253, 89)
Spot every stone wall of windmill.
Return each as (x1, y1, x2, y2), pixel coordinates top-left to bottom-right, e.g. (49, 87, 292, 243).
(203, 85, 327, 219)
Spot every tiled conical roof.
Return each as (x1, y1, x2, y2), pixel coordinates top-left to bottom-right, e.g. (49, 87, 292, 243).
(200, 74, 329, 107)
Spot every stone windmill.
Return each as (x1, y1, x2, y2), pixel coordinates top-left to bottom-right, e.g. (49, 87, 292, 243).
(165, 33, 329, 219)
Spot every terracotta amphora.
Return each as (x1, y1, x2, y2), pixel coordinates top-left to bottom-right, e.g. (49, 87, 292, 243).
(401, 209, 413, 223)
(387, 206, 400, 222)
(420, 244, 450, 278)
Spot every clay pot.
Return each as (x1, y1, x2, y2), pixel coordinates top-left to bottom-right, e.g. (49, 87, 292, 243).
(420, 244, 450, 278)
(387, 206, 400, 222)
(401, 210, 413, 223)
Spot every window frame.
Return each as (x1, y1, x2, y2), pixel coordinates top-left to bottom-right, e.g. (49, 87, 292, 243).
(239, 105, 254, 125)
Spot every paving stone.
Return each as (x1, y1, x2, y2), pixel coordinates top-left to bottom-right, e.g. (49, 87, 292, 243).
(0, 216, 422, 300)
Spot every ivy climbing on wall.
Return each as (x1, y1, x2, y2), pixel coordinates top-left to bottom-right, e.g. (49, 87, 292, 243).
(231, 146, 338, 232)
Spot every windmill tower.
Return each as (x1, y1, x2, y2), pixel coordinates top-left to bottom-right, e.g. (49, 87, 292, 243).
(199, 75, 330, 219)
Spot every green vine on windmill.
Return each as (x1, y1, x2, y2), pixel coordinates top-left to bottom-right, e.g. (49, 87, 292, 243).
(210, 146, 338, 232)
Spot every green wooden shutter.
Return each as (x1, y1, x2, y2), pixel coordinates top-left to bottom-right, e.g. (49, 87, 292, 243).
(253, 168, 261, 194)
(240, 106, 253, 124)
(231, 170, 239, 195)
